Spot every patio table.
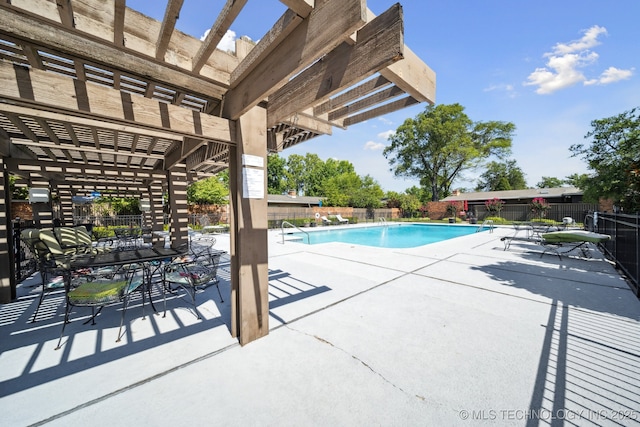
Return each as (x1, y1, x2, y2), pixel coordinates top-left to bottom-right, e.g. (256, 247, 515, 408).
(65, 246, 187, 314)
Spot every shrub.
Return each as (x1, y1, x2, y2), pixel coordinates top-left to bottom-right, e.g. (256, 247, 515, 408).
(529, 197, 550, 218)
(484, 216, 509, 225)
(485, 198, 504, 214)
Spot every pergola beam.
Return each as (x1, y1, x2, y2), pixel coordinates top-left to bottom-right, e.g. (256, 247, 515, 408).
(192, 0, 248, 73)
(267, 3, 404, 127)
(0, 61, 235, 143)
(279, 0, 314, 17)
(156, 0, 184, 61)
(223, 0, 366, 120)
(0, 5, 229, 98)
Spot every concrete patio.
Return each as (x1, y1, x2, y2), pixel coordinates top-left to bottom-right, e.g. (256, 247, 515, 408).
(1, 225, 639, 426)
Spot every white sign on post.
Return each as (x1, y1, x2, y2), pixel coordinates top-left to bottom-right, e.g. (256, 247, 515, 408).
(242, 167, 264, 199)
(242, 154, 264, 168)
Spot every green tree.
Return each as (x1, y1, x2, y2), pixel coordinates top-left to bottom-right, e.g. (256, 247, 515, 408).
(95, 196, 141, 215)
(322, 172, 361, 206)
(349, 175, 384, 209)
(323, 173, 383, 208)
(301, 153, 328, 196)
(404, 185, 431, 205)
(564, 173, 589, 189)
(536, 176, 564, 188)
(399, 193, 421, 217)
(9, 175, 28, 199)
(570, 107, 640, 212)
(267, 153, 287, 194)
(187, 175, 228, 204)
(384, 103, 514, 201)
(285, 154, 306, 194)
(385, 191, 402, 208)
(475, 160, 527, 191)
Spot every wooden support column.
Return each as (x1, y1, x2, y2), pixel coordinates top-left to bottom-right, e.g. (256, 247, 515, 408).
(229, 106, 269, 345)
(166, 166, 189, 249)
(0, 158, 16, 302)
(55, 185, 73, 225)
(146, 182, 166, 247)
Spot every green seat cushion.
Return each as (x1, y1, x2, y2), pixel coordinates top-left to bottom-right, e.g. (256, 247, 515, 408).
(542, 230, 611, 243)
(68, 280, 128, 305)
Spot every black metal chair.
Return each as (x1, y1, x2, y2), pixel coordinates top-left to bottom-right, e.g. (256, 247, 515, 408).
(55, 262, 143, 349)
(164, 242, 224, 319)
(20, 229, 72, 322)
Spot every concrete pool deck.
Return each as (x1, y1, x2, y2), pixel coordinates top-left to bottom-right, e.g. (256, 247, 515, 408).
(1, 224, 639, 426)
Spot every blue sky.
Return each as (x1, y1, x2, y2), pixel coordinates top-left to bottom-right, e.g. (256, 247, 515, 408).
(129, 0, 639, 193)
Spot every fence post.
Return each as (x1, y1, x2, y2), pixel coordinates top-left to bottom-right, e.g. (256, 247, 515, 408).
(637, 213, 639, 297)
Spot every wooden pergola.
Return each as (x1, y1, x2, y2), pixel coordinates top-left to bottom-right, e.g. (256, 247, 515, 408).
(0, 0, 435, 344)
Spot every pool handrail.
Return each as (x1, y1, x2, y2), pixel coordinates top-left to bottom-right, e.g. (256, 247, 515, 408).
(477, 219, 494, 233)
(281, 221, 310, 244)
(378, 217, 388, 226)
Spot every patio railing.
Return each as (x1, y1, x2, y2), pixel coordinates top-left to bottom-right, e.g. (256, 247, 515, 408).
(587, 212, 639, 297)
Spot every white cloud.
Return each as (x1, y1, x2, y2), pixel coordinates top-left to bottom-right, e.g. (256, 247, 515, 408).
(484, 83, 517, 98)
(201, 29, 238, 53)
(585, 66, 634, 85)
(524, 25, 633, 94)
(378, 117, 393, 125)
(364, 141, 385, 151)
(551, 25, 607, 54)
(377, 130, 395, 140)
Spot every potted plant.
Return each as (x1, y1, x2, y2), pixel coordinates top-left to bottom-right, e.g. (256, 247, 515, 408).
(309, 218, 317, 227)
(446, 203, 458, 223)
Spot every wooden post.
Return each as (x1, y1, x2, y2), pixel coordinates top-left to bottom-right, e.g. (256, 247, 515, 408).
(229, 106, 269, 345)
(0, 159, 16, 302)
(166, 166, 189, 249)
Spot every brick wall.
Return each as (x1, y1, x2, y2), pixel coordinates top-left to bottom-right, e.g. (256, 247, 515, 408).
(11, 200, 32, 221)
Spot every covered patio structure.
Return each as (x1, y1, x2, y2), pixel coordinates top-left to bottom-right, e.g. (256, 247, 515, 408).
(0, 0, 435, 344)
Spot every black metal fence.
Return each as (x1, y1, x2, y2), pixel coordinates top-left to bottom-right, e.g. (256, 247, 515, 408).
(587, 212, 639, 297)
(475, 203, 598, 223)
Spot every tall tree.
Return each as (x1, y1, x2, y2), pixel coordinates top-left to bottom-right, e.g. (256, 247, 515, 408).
(475, 160, 527, 191)
(404, 185, 431, 205)
(285, 154, 306, 194)
(536, 176, 564, 188)
(322, 172, 383, 208)
(564, 173, 589, 189)
(384, 103, 514, 201)
(267, 153, 287, 194)
(570, 107, 640, 212)
(301, 153, 327, 196)
(187, 174, 228, 204)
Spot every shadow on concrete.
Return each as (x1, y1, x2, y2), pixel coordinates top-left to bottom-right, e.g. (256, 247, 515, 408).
(471, 248, 640, 425)
(0, 255, 331, 398)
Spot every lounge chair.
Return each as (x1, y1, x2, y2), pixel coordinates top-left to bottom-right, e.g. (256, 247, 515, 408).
(320, 216, 334, 225)
(335, 214, 349, 224)
(501, 229, 610, 259)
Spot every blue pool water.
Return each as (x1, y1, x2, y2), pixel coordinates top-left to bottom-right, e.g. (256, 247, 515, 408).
(292, 223, 486, 248)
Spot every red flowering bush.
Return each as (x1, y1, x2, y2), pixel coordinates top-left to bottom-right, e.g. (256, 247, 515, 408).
(484, 197, 504, 214)
(530, 197, 550, 218)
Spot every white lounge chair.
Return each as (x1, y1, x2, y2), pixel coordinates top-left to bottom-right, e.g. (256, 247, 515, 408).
(320, 216, 334, 225)
(335, 214, 349, 224)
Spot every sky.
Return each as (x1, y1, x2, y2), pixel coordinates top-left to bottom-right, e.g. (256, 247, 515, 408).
(128, 0, 640, 193)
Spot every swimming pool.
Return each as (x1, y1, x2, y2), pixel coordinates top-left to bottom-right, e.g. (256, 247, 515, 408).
(291, 223, 487, 248)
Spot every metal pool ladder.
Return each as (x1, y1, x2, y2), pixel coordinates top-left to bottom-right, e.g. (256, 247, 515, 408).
(281, 221, 310, 244)
(378, 217, 388, 226)
(477, 219, 494, 233)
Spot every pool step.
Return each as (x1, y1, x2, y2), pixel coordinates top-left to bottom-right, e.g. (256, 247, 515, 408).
(281, 233, 304, 243)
